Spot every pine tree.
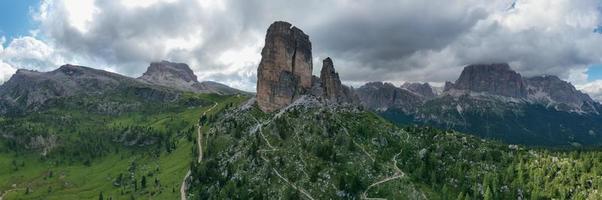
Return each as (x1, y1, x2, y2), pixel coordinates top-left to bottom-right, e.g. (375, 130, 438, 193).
(484, 186, 493, 200)
(456, 192, 465, 200)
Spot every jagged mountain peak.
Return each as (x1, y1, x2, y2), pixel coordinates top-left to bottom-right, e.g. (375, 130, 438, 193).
(138, 61, 243, 95)
(141, 61, 198, 83)
(318, 57, 358, 103)
(445, 63, 528, 98)
(356, 81, 424, 111)
(401, 82, 436, 98)
(525, 75, 598, 113)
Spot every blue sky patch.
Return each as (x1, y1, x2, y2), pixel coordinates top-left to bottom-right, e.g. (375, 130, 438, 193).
(588, 64, 602, 81)
(0, 0, 39, 41)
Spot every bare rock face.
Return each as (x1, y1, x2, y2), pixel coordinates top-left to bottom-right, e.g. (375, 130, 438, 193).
(140, 61, 198, 84)
(319, 57, 357, 103)
(525, 75, 599, 113)
(138, 61, 242, 95)
(445, 63, 527, 98)
(257, 21, 313, 112)
(0, 64, 179, 114)
(356, 82, 424, 111)
(401, 82, 436, 99)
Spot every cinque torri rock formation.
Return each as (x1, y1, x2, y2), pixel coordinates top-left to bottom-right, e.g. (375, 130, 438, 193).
(256, 21, 356, 112)
(320, 57, 357, 103)
(256, 21, 313, 112)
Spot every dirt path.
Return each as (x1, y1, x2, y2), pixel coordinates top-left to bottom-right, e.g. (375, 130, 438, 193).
(180, 102, 218, 200)
(0, 188, 19, 200)
(272, 168, 316, 200)
(361, 131, 427, 200)
(250, 114, 316, 200)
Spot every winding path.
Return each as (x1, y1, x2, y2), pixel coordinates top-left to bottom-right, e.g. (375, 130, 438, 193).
(0, 188, 19, 200)
(180, 102, 218, 200)
(250, 114, 316, 200)
(361, 130, 426, 200)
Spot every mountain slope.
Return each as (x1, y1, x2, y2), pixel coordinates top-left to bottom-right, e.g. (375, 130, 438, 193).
(0, 64, 180, 115)
(0, 92, 246, 199)
(189, 97, 427, 199)
(186, 96, 602, 199)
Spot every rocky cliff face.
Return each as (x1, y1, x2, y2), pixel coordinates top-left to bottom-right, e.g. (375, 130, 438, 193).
(0, 64, 182, 114)
(256, 21, 313, 112)
(445, 63, 527, 98)
(372, 63, 602, 146)
(401, 82, 436, 99)
(319, 58, 357, 103)
(525, 75, 599, 113)
(356, 82, 424, 111)
(140, 61, 198, 84)
(138, 61, 242, 95)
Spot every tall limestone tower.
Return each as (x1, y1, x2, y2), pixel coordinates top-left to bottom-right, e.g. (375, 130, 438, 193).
(256, 21, 313, 112)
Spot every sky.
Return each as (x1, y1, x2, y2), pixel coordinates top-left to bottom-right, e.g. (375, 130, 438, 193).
(0, 0, 602, 100)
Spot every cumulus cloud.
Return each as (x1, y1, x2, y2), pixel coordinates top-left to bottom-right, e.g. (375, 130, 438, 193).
(577, 81, 602, 102)
(1, 0, 601, 94)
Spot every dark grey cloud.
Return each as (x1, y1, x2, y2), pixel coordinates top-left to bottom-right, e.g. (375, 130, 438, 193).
(20, 0, 602, 92)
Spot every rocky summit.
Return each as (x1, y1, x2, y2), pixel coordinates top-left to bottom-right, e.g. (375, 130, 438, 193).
(319, 57, 357, 103)
(525, 75, 599, 113)
(140, 61, 198, 84)
(138, 61, 242, 95)
(256, 21, 313, 112)
(401, 82, 436, 99)
(356, 82, 424, 112)
(0, 64, 176, 114)
(0, 61, 243, 115)
(256, 21, 357, 112)
(445, 63, 528, 98)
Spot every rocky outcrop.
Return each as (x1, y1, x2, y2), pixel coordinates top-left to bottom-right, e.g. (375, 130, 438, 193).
(138, 61, 242, 95)
(356, 82, 424, 111)
(0, 64, 178, 114)
(525, 75, 599, 113)
(319, 58, 357, 103)
(140, 61, 198, 84)
(256, 21, 313, 112)
(401, 82, 436, 99)
(445, 63, 527, 98)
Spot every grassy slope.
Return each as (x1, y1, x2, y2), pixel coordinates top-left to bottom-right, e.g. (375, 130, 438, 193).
(0, 94, 247, 199)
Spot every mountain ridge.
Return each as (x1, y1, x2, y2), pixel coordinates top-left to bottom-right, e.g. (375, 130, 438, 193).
(0, 61, 244, 115)
(359, 63, 602, 146)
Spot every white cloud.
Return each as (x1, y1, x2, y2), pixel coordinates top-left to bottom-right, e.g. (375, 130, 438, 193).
(1, 0, 600, 93)
(0, 36, 65, 72)
(0, 62, 16, 83)
(577, 80, 602, 102)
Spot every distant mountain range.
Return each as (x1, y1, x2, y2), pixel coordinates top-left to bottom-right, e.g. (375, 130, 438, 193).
(357, 63, 602, 146)
(0, 61, 244, 115)
(1, 25, 601, 147)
